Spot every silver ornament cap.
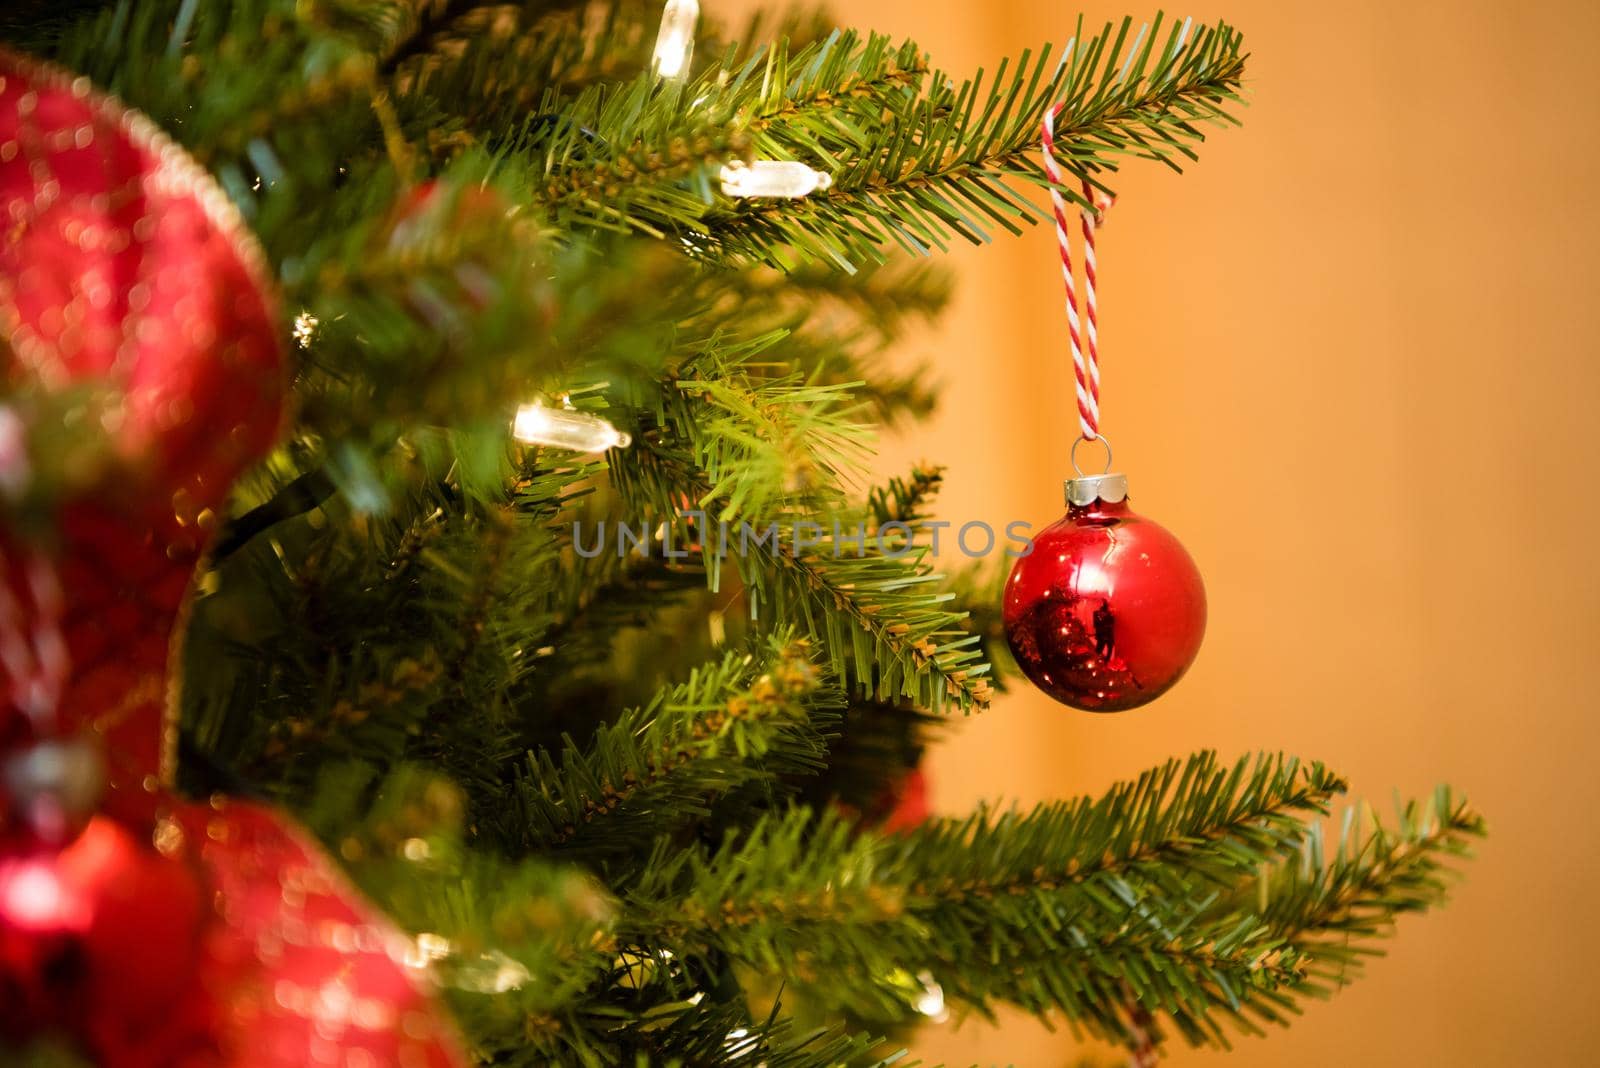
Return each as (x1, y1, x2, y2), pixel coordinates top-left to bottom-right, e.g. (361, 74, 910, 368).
(1064, 472, 1129, 507)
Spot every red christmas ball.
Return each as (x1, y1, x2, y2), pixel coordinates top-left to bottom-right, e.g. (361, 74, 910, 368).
(878, 768, 930, 834)
(1004, 475, 1205, 712)
(0, 815, 209, 1061)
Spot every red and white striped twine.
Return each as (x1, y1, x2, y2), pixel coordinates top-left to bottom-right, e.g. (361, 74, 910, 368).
(1041, 102, 1115, 443)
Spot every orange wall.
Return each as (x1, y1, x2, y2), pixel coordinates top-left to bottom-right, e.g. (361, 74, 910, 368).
(714, 1, 1600, 1063)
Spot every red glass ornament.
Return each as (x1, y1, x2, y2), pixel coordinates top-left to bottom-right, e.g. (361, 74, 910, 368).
(878, 768, 930, 834)
(0, 797, 470, 1067)
(1004, 474, 1205, 712)
(0, 815, 210, 1061)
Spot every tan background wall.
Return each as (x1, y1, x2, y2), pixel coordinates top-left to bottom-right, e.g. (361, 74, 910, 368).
(713, 1, 1600, 1063)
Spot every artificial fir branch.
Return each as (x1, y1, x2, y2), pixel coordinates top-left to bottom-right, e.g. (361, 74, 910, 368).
(705, 258, 956, 348)
(614, 423, 995, 713)
(560, 996, 908, 1068)
(389, 0, 694, 137)
(612, 327, 876, 521)
(500, 634, 836, 865)
(483, 17, 1243, 267)
(741, 522, 995, 712)
(903, 753, 1348, 905)
(867, 465, 947, 526)
(1256, 789, 1485, 979)
(702, 19, 1245, 265)
(617, 754, 1472, 1043)
(376, 0, 536, 75)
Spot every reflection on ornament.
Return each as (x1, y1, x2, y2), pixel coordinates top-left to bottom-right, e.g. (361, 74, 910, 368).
(719, 160, 833, 199)
(180, 797, 468, 1066)
(1, 856, 75, 927)
(512, 400, 632, 452)
(0, 815, 208, 1057)
(652, 0, 700, 79)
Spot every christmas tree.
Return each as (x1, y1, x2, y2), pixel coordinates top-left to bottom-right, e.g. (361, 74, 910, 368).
(0, 2, 1482, 1065)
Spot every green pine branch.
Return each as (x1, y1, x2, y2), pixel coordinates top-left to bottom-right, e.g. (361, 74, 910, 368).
(498, 634, 836, 865)
(528, 995, 911, 1068)
(180, 443, 597, 797)
(386, 0, 671, 139)
(491, 16, 1242, 267)
(685, 259, 952, 425)
(1254, 787, 1486, 985)
(744, 470, 995, 714)
(701, 16, 1245, 266)
(617, 753, 1477, 1045)
(608, 327, 873, 524)
(587, 998, 909, 1068)
(695, 258, 956, 348)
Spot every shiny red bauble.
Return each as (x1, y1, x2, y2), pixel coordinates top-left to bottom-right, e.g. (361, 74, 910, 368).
(0, 816, 208, 1060)
(0, 797, 471, 1068)
(1004, 477, 1205, 712)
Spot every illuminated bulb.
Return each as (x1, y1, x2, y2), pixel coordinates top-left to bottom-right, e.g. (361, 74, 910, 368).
(453, 949, 532, 994)
(652, 0, 699, 79)
(292, 310, 318, 348)
(404, 932, 453, 969)
(913, 970, 948, 1021)
(512, 401, 632, 452)
(719, 160, 833, 199)
(0, 860, 74, 927)
(723, 1028, 753, 1058)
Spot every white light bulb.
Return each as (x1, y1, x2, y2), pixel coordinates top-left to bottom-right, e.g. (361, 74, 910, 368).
(292, 310, 318, 348)
(718, 160, 833, 199)
(512, 401, 632, 452)
(913, 970, 948, 1020)
(652, 0, 699, 79)
(402, 932, 452, 970)
(453, 949, 533, 994)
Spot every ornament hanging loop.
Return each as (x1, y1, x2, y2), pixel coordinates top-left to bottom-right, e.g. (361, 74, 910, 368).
(1070, 432, 1114, 478)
